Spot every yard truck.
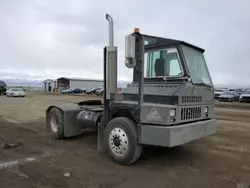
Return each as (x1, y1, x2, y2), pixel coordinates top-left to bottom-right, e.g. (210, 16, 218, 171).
(46, 14, 216, 165)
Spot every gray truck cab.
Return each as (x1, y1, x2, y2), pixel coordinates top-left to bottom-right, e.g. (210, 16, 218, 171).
(113, 34, 216, 147)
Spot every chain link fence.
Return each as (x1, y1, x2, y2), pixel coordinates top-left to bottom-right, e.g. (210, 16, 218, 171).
(7, 85, 44, 92)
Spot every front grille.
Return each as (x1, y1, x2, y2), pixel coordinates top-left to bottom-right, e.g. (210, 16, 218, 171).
(182, 96, 202, 103)
(219, 97, 231, 101)
(242, 97, 250, 102)
(181, 107, 201, 120)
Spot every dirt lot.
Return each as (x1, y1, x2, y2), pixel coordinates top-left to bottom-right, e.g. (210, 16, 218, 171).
(0, 93, 250, 188)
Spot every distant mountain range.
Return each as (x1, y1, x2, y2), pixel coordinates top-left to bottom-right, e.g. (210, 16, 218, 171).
(3, 79, 43, 87)
(1, 79, 131, 88)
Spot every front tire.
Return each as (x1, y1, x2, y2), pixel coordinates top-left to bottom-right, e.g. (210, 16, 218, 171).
(47, 107, 65, 139)
(104, 117, 143, 165)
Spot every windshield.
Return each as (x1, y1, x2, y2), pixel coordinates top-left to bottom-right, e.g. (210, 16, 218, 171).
(236, 89, 243, 92)
(222, 92, 233, 95)
(215, 89, 224, 92)
(144, 48, 183, 78)
(243, 90, 250, 94)
(182, 45, 212, 86)
(11, 88, 22, 91)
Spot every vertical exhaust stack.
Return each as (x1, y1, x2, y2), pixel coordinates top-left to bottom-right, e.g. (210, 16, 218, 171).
(105, 13, 117, 100)
(98, 14, 118, 153)
(106, 14, 114, 47)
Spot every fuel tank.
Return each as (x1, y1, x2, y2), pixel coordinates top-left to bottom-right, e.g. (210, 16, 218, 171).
(76, 109, 103, 130)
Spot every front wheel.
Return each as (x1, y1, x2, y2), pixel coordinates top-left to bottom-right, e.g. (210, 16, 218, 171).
(104, 117, 143, 165)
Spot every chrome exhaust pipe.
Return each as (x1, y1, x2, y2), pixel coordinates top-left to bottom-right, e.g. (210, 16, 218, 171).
(106, 14, 114, 47)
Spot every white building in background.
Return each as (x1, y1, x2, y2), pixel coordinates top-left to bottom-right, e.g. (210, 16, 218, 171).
(57, 77, 103, 91)
(43, 79, 57, 92)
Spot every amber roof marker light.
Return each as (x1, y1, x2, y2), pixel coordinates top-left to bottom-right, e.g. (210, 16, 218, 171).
(134, 28, 140, 33)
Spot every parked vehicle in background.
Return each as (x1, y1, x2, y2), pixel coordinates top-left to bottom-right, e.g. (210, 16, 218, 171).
(214, 88, 228, 99)
(239, 90, 250, 103)
(86, 87, 101, 95)
(228, 88, 236, 92)
(0, 80, 7, 95)
(61, 89, 73, 94)
(81, 88, 88, 93)
(235, 88, 245, 95)
(6, 88, 25, 97)
(95, 88, 103, 96)
(219, 91, 239, 102)
(85, 88, 93, 95)
(71, 88, 83, 94)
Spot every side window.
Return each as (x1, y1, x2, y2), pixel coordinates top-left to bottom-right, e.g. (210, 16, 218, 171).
(144, 53, 148, 77)
(144, 48, 182, 78)
(169, 59, 181, 76)
(162, 48, 182, 77)
(149, 51, 160, 77)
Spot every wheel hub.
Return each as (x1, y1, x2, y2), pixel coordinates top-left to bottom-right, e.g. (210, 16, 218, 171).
(113, 137, 120, 147)
(109, 128, 128, 156)
(50, 114, 59, 133)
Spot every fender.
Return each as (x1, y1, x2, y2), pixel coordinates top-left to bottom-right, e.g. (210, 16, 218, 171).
(46, 102, 84, 137)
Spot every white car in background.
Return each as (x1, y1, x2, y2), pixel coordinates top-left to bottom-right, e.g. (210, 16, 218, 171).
(6, 88, 25, 97)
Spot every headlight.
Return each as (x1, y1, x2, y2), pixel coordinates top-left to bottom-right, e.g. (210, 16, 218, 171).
(204, 106, 208, 113)
(169, 109, 176, 117)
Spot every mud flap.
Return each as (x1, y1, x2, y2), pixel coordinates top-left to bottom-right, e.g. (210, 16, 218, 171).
(97, 122, 105, 153)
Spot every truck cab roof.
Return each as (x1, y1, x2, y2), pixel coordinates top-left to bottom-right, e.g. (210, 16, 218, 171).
(142, 34, 205, 53)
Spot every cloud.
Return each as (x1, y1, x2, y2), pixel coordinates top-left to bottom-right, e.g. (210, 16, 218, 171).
(0, 0, 249, 87)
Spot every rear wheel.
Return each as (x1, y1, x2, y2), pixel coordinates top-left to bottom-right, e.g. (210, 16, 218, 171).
(47, 107, 65, 139)
(104, 117, 143, 165)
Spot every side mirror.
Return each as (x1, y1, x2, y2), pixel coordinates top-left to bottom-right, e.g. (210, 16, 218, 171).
(125, 34, 136, 69)
(125, 58, 136, 69)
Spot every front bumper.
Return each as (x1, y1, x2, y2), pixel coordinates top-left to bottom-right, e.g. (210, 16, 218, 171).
(240, 97, 250, 102)
(219, 97, 233, 102)
(12, 93, 25, 97)
(138, 119, 216, 147)
(214, 94, 220, 99)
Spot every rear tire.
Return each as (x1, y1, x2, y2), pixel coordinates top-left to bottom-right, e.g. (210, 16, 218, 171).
(47, 107, 65, 139)
(104, 117, 143, 165)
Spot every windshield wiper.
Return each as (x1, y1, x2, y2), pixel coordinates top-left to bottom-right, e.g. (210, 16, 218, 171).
(194, 82, 212, 88)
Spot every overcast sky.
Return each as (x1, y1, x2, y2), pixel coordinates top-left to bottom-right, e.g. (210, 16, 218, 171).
(0, 0, 249, 86)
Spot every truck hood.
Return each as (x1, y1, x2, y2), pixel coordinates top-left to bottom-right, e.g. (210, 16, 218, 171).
(214, 91, 223, 94)
(220, 95, 234, 98)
